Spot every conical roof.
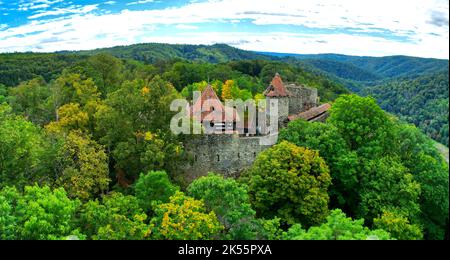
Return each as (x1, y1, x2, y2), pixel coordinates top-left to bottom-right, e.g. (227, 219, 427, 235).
(263, 73, 291, 97)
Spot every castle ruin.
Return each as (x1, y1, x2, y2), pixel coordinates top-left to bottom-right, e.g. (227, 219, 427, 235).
(181, 73, 331, 181)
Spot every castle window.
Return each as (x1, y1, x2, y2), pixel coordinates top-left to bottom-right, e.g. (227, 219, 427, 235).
(217, 154, 220, 162)
(194, 155, 197, 162)
(238, 152, 240, 159)
(253, 152, 256, 157)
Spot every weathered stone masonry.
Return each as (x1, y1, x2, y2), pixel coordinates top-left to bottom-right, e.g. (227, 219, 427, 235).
(181, 73, 329, 181)
(182, 134, 272, 181)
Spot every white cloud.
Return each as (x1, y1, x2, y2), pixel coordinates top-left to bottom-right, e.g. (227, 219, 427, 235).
(104, 1, 116, 5)
(175, 24, 198, 30)
(18, 0, 64, 11)
(126, 0, 155, 6)
(0, 0, 448, 58)
(0, 24, 7, 30)
(137, 31, 448, 59)
(27, 4, 98, 19)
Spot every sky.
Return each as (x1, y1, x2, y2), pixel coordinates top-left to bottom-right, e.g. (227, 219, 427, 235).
(0, 0, 448, 59)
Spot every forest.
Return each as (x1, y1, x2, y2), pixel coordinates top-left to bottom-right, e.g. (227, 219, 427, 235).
(362, 72, 449, 146)
(0, 48, 448, 240)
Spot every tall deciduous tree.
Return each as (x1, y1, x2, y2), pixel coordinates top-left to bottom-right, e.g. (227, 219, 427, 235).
(283, 209, 391, 240)
(188, 173, 262, 239)
(359, 157, 421, 225)
(246, 141, 331, 227)
(135, 170, 179, 213)
(78, 192, 150, 240)
(392, 122, 449, 239)
(0, 104, 57, 189)
(328, 94, 393, 157)
(0, 185, 82, 240)
(95, 76, 183, 180)
(87, 53, 124, 96)
(8, 77, 52, 125)
(150, 191, 223, 240)
(221, 79, 234, 100)
(373, 211, 423, 240)
(278, 119, 359, 211)
(56, 131, 110, 200)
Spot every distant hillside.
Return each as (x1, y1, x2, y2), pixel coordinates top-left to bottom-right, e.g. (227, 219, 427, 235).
(0, 43, 275, 87)
(0, 44, 349, 103)
(261, 51, 449, 83)
(299, 59, 382, 82)
(0, 53, 86, 87)
(64, 43, 274, 64)
(362, 71, 449, 146)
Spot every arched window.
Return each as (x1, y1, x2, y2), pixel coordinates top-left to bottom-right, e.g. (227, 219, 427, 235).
(217, 154, 220, 162)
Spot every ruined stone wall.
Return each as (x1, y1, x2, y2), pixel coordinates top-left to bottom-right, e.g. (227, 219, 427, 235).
(286, 84, 318, 115)
(266, 96, 290, 125)
(182, 134, 271, 182)
(181, 84, 321, 183)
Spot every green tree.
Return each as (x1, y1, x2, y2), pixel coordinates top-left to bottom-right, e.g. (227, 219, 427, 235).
(374, 211, 423, 240)
(0, 104, 57, 189)
(246, 141, 331, 226)
(188, 173, 262, 239)
(8, 77, 52, 125)
(392, 123, 449, 239)
(0, 84, 8, 103)
(95, 76, 183, 180)
(278, 119, 359, 210)
(0, 185, 81, 240)
(328, 94, 393, 156)
(0, 186, 18, 239)
(45, 103, 89, 135)
(359, 157, 421, 224)
(55, 131, 110, 200)
(87, 53, 124, 95)
(78, 192, 150, 240)
(283, 209, 391, 240)
(150, 191, 223, 240)
(134, 171, 179, 213)
(49, 73, 100, 117)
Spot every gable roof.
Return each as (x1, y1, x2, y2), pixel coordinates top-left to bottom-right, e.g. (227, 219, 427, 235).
(190, 85, 239, 123)
(288, 103, 331, 122)
(264, 73, 291, 97)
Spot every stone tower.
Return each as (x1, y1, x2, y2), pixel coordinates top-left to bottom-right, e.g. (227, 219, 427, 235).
(263, 73, 291, 126)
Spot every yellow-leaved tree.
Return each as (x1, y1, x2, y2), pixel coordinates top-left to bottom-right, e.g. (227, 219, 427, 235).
(221, 80, 234, 100)
(150, 191, 223, 240)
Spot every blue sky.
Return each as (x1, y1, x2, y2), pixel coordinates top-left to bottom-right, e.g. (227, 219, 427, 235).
(0, 0, 448, 58)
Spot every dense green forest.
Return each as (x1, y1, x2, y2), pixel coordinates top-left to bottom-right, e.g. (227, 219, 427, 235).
(261, 52, 449, 82)
(72, 43, 272, 64)
(261, 51, 449, 146)
(0, 45, 448, 240)
(362, 72, 449, 146)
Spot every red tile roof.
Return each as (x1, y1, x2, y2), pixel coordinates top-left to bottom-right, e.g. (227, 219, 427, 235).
(288, 103, 331, 122)
(264, 73, 291, 97)
(190, 85, 239, 123)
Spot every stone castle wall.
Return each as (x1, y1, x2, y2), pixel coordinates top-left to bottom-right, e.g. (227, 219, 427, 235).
(181, 83, 320, 183)
(286, 84, 318, 115)
(182, 134, 272, 182)
(267, 96, 290, 125)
